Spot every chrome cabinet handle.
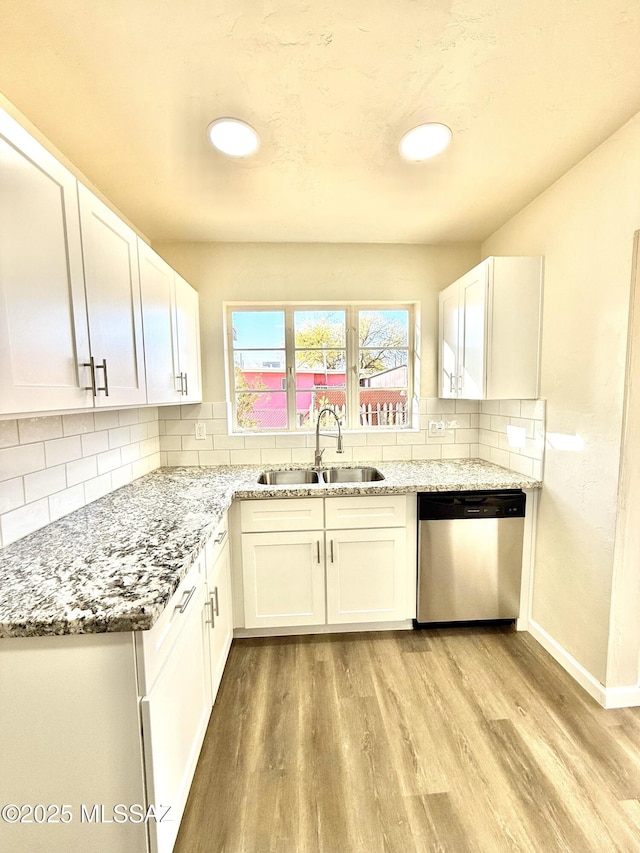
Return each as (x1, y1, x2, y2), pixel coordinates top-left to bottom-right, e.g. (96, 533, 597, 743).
(95, 358, 109, 396)
(214, 529, 228, 546)
(183, 371, 188, 396)
(83, 356, 97, 396)
(176, 373, 184, 394)
(449, 372, 455, 396)
(316, 540, 321, 563)
(174, 585, 196, 614)
(208, 594, 216, 628)
(213, 586, 219, 617)
(205, 598, 214, 627)
(330, 539, 334, 563)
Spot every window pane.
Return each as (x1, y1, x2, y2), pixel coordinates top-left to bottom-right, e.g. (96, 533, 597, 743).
(297, 390, 346, 428)
(294, 310, 346, 348)
(232, 311, 285, 349)
(359, 349, 408, 381)
(358, 310, 408, 348)
(235, 392, 287, 431)
(295, 349, 346, 384)
(359, 389, 409, 428)
(233, 350, 285, 373)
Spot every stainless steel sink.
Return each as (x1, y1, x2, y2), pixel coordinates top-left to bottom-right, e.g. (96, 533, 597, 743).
(321, 466, 385, 483)
(257, 469, 321, 485)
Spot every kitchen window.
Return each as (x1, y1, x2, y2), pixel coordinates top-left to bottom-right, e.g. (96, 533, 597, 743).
(226, 304, 416, 433)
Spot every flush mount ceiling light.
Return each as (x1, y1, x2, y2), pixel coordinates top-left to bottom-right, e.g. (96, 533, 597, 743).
(399, 122, 452, 161)
(207, 118, 260, 157)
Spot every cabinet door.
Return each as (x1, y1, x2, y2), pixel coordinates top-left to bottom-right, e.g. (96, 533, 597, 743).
(139, 241, 181, 405)
(326, 528, 407, 624)
(78, 183, 147, 407)
(206, 539, 233, 704)
(242, 531, 326, 628)
(0, 109, 92, 414)
(458, 262, 488, 399)
(174, 273, 202, 403)
(141, 577, 210, 853)
(438, 282, 460, 399)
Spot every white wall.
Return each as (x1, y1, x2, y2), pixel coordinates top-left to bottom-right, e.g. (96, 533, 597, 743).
(483, 112, 640, 686)
(152, 242, 480, 402)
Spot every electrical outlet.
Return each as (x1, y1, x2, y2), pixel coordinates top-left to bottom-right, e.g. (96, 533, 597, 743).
(195, 422, 207, 440)
(428, 420, 446, 437)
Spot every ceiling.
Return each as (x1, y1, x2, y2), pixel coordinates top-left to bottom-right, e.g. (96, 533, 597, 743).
(1, 1, 640, 244)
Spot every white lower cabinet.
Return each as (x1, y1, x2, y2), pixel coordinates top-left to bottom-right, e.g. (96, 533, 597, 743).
(326, 527, 407, 624)
(204, 522, 234, 703)
(241, 530, 326, 629)
(136, 556, 211, 853)
(0, 519, 234, 853)
(240, 495, 415, 631)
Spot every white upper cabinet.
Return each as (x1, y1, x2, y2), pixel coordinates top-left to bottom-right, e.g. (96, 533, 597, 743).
(0, 110, 92, 413)
(439, 256, 543, 400)
(139, 245, 202, 405)
(77, 183, 147, 407)
(174, 272, 202, 403)
(139, 241, 180, 405)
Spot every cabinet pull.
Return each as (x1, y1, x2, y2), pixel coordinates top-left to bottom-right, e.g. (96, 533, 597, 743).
(183, 371, 188, 396)
(208, 594, 216, 628)
(316, 540, 321, 563)
(330, 539, 334, 563)
(96, 359, 109, 396)
(213, 586, 220, 617)
(214, 529, 228, 546)
(457, 374, 463, 393)
(175, 585, 196, 614)
(82, 356, 97, 396)
(176, 373, 184, 394)
(205, 598, 214, 627)
(449, 372, 455, 396)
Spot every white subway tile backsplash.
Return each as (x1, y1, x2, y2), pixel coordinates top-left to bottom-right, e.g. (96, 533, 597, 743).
(94, 411, 120, 431)
(158, 405, 181, 420)
(454, 400, 479, 414)
(243, 435, 276, 449)
(62, 412, 95, 436)
(118, 408, 140, 427)
(0, 442, 46, 481)
(44, 435, 82, 467)
(1, 498, 50, 547)
(0, 478, 25, 514)
(97, 449, 122, 475)
(229, 449, 261, 465)
(181, 402, 214, 420)
(411, 445, 442, 460)
(260, 449, 293, 465)
(212, 402, 228, 420)
(81, 430, 110, 457)
(0, 407, 161, 548)
(367, 432, 396, 446)
(66, 456, 98, 486)
(197, 450, 231, 466)
(509, 454, 534, 477)
(181, 436, 214, 452)
(498, 400, 521, 417)
(166, 451, 199, 466)
(49, 485, 85, 522)
(18, 416, 63, 444)
(84, 473, 113, 504)
(24, 465, 66, 502)
(0, 420, 19, 449)
(160, 435, 182, 452)
(275, 434, 307, 448)
(382, 446, 412, 461)
(108, 427, 131, 449)
(442, 444, 471, 459)
(213, 434, 246, 450)
(165, 420, 197, 436)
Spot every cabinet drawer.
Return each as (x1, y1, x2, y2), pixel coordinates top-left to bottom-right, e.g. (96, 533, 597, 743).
(240, 498, 324, 532)
(136, 555, 206, 695)
(325, 495, 407, 529)
(205, 513, 229, 570)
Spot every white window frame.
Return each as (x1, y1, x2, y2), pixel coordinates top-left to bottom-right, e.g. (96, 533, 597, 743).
(224, 301, 417, 433)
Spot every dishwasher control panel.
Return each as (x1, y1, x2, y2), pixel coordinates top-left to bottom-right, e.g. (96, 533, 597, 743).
(418, 490, 526, 520)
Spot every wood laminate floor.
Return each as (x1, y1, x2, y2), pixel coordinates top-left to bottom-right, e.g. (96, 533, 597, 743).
(174, 626, 640, 852)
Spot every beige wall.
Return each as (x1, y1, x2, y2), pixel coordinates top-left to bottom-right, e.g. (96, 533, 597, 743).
(483, 112, 640, 685)
(152, 242, 480, 402)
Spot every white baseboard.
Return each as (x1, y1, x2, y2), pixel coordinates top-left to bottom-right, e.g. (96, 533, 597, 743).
(234, 619, 414, 639)
(527, 619, 640, 709)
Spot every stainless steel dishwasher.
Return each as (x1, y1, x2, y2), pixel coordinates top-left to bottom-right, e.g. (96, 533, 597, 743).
(416, 490, 526, 625)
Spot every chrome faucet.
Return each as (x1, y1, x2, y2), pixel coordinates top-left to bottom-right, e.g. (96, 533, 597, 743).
(314, 407, 344, 468)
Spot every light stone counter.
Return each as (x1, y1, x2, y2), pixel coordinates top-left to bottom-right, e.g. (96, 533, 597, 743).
(0, 460, 540, 638)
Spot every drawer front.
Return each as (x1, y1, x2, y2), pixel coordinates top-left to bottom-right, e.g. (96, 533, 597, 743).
(324, 495, 407, 529)
(240, 498, 324, 533)
(136, 554, 206, 695)
(205, 513, 229, 574)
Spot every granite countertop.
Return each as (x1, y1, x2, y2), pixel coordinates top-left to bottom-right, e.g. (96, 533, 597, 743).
(0, 460, 540, 639)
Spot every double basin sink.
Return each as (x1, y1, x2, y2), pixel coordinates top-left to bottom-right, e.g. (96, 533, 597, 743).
(257, 466, 384, 486)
